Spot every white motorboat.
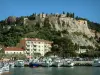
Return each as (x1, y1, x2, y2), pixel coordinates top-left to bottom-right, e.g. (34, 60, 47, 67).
(14, 60, 24, 67)
(40, 58, 53, 67)
(63, 59, 74, 67)
(52, 58, 63, 67)
(0, 63, 9, 74)
(9, 62, 15, 68)
(92, 59, 100, 67)
(2, 64, 9, 72)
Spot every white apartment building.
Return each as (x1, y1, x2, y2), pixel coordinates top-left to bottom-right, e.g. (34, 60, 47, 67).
(20, 38, 53, 56)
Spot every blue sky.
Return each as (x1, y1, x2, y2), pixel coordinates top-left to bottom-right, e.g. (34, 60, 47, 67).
(0, 0, 100, 23)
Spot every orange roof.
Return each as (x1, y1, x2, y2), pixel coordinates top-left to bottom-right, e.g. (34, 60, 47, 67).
(4, 47, 24, 51)
(25, 38, 53, 43)
(21, 38, 53, 43)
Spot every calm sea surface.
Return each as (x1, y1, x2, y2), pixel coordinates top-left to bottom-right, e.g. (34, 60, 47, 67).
(3, 67, 100, 75)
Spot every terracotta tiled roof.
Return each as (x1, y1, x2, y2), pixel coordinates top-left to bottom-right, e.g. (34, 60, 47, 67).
(4, 47, 24, 51)
(24, 38, 53, 43)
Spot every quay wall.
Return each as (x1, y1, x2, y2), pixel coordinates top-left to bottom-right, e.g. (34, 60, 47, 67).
(74, 61, 93, 66)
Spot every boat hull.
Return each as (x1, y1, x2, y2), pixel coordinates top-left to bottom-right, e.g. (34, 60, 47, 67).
(63, 62, 74, 67)
(29, 63, 40, 67)
(92, 59, 100, 67)
(0, 65, 9, 74)
(14, 60, 24, 67)
(52, 62, 63, 67)
(92, 63, 100, 67)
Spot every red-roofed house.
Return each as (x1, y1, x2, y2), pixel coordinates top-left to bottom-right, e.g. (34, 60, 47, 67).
(4, 47, 24, 54)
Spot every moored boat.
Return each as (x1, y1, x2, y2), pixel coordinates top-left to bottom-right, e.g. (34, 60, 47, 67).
(2, 64, 9, 72)
(29, 62, 40, 67)
(29, 58, 41, 67)
(63, 59, 74, 67)
(9, 62, 15, 68)
(92, 59, 100, 67)
(40, 58, 53, 67)
(52, 58, 63, 67)
(0, 63, 10, 74)
(14, 60, 24, 67)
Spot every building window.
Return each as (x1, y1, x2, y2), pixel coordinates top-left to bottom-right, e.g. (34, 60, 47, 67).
(34, 45, 36, 47)
(27, 49, 30, 51)
(27, 45, 30, 47)
(26, 41, 31, 44)
(34, 49, 36, 51)
(31, 41, 33, 43)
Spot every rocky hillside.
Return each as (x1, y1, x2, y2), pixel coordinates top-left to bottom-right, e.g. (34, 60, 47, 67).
(24, 13, 99, 47)
(0, 13, 100, 50)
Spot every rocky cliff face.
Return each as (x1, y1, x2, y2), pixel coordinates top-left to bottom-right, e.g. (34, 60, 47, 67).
(34, 14, 93, 37)
(24, 14, 97, 47)
(49, 17, 93, 37)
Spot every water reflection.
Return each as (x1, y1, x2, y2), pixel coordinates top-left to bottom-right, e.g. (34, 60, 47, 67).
(3, 67, 100, 75)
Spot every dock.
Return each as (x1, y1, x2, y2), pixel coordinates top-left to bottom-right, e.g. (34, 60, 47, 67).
(74, 61, 93, 66)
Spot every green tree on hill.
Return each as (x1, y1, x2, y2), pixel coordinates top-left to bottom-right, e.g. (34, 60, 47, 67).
(52, 37, 77, 57)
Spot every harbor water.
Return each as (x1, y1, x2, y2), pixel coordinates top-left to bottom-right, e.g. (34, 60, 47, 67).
(3, 67, 100, 75)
